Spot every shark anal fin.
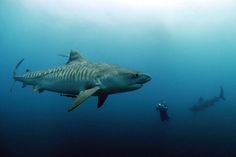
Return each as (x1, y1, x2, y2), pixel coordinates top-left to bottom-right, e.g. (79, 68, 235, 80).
(68, 86, 100, 112)
(22, 83, 27, 88)
(97, 94, 108, 108)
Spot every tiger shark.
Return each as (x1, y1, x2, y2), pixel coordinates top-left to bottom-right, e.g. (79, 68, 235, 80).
(190, 87, 225, 112)
(13, 50, 151, 111)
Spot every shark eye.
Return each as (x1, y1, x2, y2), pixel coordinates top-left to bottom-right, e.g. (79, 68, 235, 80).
(130, 73, 139, 79)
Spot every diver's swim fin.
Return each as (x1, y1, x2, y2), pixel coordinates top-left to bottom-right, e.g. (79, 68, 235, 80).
(68, 86, 100, 112)
(220, 87, 226, 101)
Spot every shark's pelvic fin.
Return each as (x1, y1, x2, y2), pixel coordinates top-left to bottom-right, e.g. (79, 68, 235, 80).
(68, 86, 100, 112)
(66, 50, 85, 64)
(97, 94, 108, 108)
(33, 85, 44, 93)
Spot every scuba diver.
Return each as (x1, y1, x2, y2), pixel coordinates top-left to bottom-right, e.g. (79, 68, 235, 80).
(156, 100, 170, 122)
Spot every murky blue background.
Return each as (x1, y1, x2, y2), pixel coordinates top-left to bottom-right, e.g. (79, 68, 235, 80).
(1, 0, 236, 156)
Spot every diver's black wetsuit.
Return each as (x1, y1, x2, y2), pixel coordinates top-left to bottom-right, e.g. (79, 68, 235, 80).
(156, 103, 170, 122)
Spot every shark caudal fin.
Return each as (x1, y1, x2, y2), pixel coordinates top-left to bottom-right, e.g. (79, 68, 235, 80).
(219, 87, 226, 101)
(10, 59, 24, 92)
(13, 59, 24, 77)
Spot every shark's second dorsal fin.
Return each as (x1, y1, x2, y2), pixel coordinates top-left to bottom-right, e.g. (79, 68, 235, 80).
(66, 50, 85, 64)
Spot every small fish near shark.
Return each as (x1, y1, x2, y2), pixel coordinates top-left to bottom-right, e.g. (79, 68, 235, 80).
(190, 87, 226, 112)
(12, 50, 151, 111)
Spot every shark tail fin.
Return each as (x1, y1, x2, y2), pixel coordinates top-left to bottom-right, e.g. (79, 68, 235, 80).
(219, 87, 226, 101)
(13, 59, 24, 78)
(11, 59, 24, 92)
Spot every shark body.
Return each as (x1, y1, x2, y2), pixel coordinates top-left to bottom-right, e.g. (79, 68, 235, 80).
(13, 50, 151, 111)
(190, 87, 225, 112)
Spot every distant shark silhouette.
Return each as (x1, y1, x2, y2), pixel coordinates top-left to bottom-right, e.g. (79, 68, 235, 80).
(190, 87, 226, 112)
(12, 50, 151, 111)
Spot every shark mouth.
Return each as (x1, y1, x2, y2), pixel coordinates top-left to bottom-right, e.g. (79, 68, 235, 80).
(129, 83, 143, 89)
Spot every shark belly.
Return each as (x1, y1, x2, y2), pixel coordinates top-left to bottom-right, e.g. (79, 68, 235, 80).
(39, 77, 87, 94)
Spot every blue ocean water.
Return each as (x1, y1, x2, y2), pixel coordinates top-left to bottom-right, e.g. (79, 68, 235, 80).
(1, 0, 236, 157)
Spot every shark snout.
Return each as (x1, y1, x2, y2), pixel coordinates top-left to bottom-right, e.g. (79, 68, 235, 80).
(139, 73, 152, 84)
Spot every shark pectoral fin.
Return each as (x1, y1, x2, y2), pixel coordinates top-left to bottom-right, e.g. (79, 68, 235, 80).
(68, 86, 100, 112)
(97, 94, 108, 108)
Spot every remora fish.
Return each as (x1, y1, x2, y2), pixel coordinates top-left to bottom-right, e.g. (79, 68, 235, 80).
(190, 87, 225, 112)
(13, 50, 151, 111)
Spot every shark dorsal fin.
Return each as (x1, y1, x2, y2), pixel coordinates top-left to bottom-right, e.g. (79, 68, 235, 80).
(66, 50, 85, 64)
